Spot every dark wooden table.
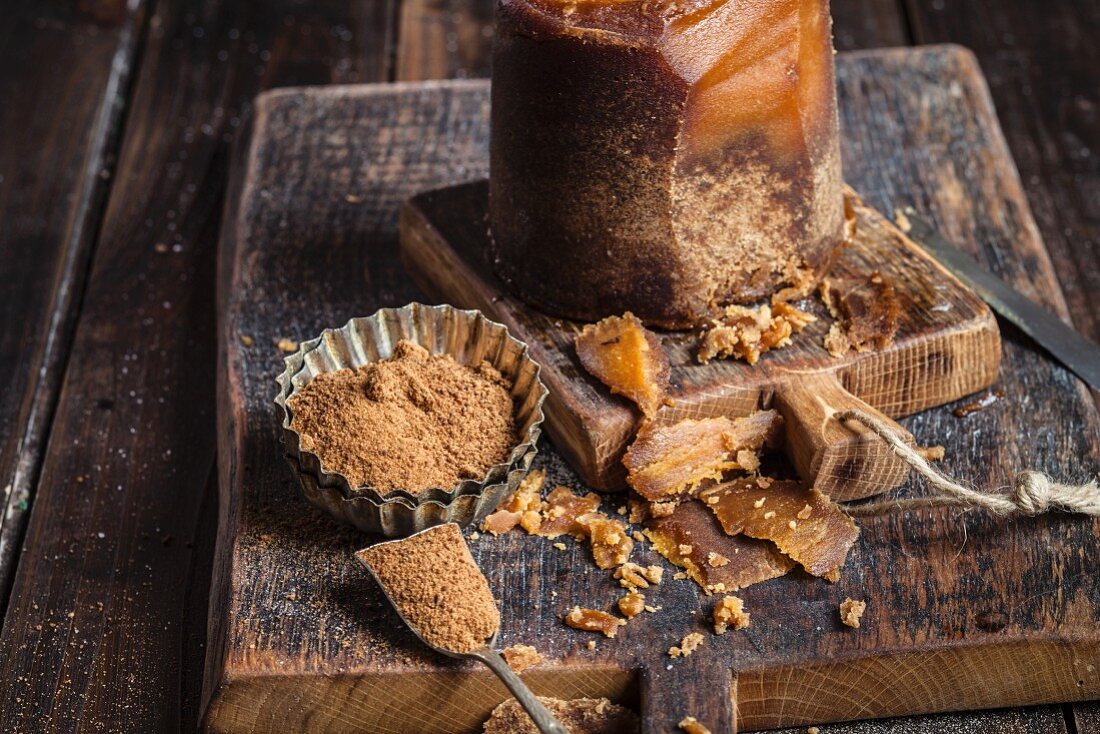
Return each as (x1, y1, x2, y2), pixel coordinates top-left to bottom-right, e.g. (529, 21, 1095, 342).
(0, 0, 1095, 731)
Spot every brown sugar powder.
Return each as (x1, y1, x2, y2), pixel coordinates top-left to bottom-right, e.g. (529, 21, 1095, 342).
(289, 340, 517, 493)
(356, 523, 500, 653)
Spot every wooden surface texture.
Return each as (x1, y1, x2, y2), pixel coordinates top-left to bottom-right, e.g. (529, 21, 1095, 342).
(0, 0, 1097, 732)
(204, 47, 1099, 733)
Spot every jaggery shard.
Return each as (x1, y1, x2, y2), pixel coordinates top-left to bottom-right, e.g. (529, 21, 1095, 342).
(697, 301, 817, 365)
(536, 486, 602, 539)
(481, 469, 546, 535)
(623, 411, 783, 500)
(575, 312, 671, 417)
(699, 478, 858, 579)
(645, 501, 793, 594)
(490, 0, 846, 328)
(821, 271, 901, 357)
(578, 512, 634, 569)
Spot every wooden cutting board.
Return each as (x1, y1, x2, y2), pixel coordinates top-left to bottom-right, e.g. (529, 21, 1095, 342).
(203, 47, 1100, 734)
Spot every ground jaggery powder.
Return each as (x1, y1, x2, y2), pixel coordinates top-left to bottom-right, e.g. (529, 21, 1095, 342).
(356, 523, 500, 653)
(288, 340, 518, 493)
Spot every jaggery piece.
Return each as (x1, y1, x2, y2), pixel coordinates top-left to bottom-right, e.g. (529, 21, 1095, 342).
(614, 562, 664, 591)
(483, 697, 640, 734)
(356, 524, 499, 653)
(617, 592, 647, 619)
(840, 598, 867, 628)
(565, 607, 625, 638)
(579, 513, 634, 569)
(502, 644, 544, 673)
(645, 501, 794, 594)
(678, 717, 713, 734)
(668, 632, 704, 658)
(712, 595, 751, 634)
(698, 302, 817, 364)
(699, 478, 858, 579)
(821, 272, 901, 357)
(623, 411, 782, 500)
(537, 486, 602, 539)
(576, 313, 671, 417)
(481, 469, 546, 535)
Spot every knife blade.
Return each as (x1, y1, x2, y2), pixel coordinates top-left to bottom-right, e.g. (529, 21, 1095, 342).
(899, 207, 1100, 391)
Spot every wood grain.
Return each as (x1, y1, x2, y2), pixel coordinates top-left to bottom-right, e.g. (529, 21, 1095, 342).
(0, 1, 396, 732)
(0, 0, 146, 612)
(207, 47, 1100, 733)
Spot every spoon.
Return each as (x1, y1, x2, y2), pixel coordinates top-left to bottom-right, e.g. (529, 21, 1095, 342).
(358, 531, 571, 734)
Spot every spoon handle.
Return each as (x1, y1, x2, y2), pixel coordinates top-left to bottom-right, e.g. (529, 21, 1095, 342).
(473, 648, 571, 734)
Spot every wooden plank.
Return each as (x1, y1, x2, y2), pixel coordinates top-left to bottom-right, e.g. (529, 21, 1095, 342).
(773, 705, 1068, 734)
(396, 0, 493, 80)
(831, 0, 911, 51)
(0, 1, 396, 732)
(0, 0, 146, 609)
(903, 0, 1100, 399)
(208, 46, 1100, 734)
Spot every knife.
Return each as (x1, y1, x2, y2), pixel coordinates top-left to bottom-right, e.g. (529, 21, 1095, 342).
(899, 207, 1100, 391)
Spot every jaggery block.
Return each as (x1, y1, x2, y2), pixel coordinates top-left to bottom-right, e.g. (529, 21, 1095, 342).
(623, 411, 782, 500)
(699, 478, 858, 579)
(565, 607, 625, 638)
(697, 301, 816, 364)
(483, 697, 640, 734)
(840, 598, 867, 628)
(481, 469, 546, 535)
(821, 272, 901, 357)
(490, 0, 846, 328)
(576, 313, 671, 417)
(712, 595, 751, 634)
(537, 486, 602, 539)
(645, 501, 793, 594)
(579, 512, 634, 569)
(502, 644, 544, 673)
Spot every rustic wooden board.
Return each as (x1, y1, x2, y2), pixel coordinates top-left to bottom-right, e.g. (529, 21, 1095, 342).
(205, 47, 1100, 734)
(401, 182, 1001, 494)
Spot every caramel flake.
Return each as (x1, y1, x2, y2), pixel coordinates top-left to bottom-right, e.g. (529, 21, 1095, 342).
(713, 595, 750, 634)
(576, 312, 670, 417)
(840, 598, 867, 628)
(678, 716, 713, 734)
(565, 606, 624, 638)
(502, 644, 543, 673)
(617, 592, 647, 618)
(623, 411, 782, 500)
(668, 632, 704, 658)
(645, 501, 794, 594)
(820, 272, 900, 357)
(697, 301, 816, 364)
(700, 478, 858, 579)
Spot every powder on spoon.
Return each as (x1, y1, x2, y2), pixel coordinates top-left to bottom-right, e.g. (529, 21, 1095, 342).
(288, 339, 518, 493)
(356, 523, 500, 653)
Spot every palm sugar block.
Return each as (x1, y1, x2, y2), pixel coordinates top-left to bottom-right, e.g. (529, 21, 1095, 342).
(490, 0, 846, 327)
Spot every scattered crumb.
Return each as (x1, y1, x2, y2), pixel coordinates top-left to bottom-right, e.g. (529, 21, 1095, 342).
(953, 389, 1004, 418)
(345, 193, 364, 203)
(502, 644, 543, 673)
(483, 697, 639, 734)
(679, 716, 713, 734)
(820, 273, 900, 357)
(587, 640, 597, 650)
(553, 542, 568, 551)
(617, 592, 647, 618)
(239, 334, 254, 346)
(697, 301, 816, 364)
(614, 563, 663, 590)
(565, 607, 624, 638)
(469, 532, 480, 541)
(713, 595, 750, 634)
(668, 632, 705, 658)
(840, 598, 867, 629)
(276, 337, 298, 353)
(808, 727, 820, 734)
(917, 444, 946, 461)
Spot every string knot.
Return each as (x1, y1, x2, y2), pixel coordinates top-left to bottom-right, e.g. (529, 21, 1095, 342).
(1011, 471, 1054, 515)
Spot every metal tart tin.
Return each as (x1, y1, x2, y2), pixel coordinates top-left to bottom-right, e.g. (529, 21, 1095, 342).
(275, 303, 547, 536)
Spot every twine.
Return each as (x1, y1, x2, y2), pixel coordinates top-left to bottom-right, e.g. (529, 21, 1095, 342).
(836, 409, 1100, 517)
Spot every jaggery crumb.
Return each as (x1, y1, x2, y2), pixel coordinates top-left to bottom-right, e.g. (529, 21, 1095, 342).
(538, 486, 602, 539)
(289, 340, 517, 493)
(617, 592, 647, 618)
(697, 301, 816, 364)
(483, 697, 639, 734)
(614, 563, 664, 590)
(820, 273, 900, 357)
(713, 595, 750, 634)
(840, 598, 867, 628)
(678, 716, 713, 734)
(668, 632, 705, 658)
(918, 444, 946, 461)
(576, 312, 671, 417)
(502, 644, 543, 673)
(482, 470, 546, 535)
(356, 523, 499, 653)
(580, 513, 634, 569)
(565, 607, 624, 638)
